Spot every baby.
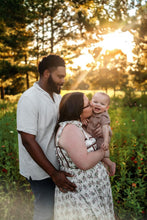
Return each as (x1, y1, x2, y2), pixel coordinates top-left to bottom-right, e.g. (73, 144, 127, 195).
(84, 92, 116, 176)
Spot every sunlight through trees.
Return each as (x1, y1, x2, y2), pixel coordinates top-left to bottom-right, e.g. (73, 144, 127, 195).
(0, 0, 146, 98)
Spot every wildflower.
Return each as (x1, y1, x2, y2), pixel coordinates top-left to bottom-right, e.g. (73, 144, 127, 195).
(132, 183, 136, 187)
(8, 152, 13, 156)
(124, 140, 127, 143)
(123, 123, 126, 125)
(117, 201, 120, 204)
(2, 168, 8, 173)
(10, 131, 14, 133)
(116, 121, 118, 123)
(141, 158, 143, 161)
(138, 167, 141, 169)
(131, 157, 135, 161)
(134, 160, 137, 163)
(141, 210, 145, 214)
(1, 145, 5, 148)
(132, 120, 135, 122)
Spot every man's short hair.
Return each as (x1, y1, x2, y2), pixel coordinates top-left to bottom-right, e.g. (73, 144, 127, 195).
(38, 54, 65, 76)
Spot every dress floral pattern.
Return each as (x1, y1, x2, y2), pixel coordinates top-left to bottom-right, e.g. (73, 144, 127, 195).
(54, 121, 115, 220)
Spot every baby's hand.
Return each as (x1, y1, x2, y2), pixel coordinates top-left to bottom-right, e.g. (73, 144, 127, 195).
(100, 143, 106, 150)
(101, 142, 109, 151)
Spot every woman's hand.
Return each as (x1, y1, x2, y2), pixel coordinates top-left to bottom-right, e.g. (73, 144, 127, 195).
(82, 119, 89, 126)
(93, 124, 103, 137)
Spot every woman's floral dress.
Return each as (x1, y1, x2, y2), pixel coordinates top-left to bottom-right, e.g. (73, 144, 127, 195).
(54, 121, 115, 220)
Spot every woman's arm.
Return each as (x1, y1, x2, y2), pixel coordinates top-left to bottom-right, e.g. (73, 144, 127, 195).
(58, 124, 105, 171)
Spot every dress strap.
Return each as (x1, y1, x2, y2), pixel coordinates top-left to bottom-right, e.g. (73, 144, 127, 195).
(82, 129, 91, 140)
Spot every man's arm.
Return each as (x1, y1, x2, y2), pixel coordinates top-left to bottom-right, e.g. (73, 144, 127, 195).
(19, 131, 76, 191)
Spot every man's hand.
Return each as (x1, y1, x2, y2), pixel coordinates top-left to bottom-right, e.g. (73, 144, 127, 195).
(51, 170, 76, 192)
(93, 124, 103, 138)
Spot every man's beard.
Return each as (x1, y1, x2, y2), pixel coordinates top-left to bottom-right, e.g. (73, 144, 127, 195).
(47, 74, 61, 94)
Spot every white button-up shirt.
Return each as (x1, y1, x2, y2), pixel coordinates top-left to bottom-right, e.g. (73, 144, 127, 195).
(17, 82, 61, 180)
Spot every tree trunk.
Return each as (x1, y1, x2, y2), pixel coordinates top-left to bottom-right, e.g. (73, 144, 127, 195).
(50, 0, 54, 53)
(0, 86, 5, 99)
(26, 72, 29, 89)
(113, 87, 116, 97)
(36, 19, 39, 81)
(25, 54, 30, 89)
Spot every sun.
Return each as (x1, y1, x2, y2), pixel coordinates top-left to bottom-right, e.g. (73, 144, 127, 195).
(70, 29, 135, 73)
(99, 29, 135, 62)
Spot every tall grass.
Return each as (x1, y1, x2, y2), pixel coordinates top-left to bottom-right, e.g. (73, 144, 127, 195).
(0, 99, 33, 220)
(0, 93, 146, 220)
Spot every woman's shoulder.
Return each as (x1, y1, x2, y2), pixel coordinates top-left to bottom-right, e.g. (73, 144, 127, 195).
(62, 121, 82, 135)
(57, 121, 84, 149)
(59, 120, 82, 128)
(57, 121, 82, 138)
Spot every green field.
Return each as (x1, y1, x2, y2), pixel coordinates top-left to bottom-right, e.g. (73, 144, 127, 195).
(0, 92, 146, 220)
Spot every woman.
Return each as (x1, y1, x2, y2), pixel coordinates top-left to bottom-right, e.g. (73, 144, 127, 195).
(54, 92, 115, 220)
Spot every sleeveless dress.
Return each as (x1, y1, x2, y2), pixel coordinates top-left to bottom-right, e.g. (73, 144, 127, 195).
(54, 121, 115, 220)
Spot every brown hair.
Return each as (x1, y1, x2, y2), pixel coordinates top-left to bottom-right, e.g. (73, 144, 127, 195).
(55, 92, 84, 132)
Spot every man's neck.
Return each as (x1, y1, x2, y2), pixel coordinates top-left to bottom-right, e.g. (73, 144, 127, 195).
(38, 80, 54, 101)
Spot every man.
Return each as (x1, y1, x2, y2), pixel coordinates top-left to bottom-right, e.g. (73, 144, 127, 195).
(17, 55, 76, 220)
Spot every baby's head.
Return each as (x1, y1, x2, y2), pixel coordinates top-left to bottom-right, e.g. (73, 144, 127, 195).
(91, 92, 110, 114)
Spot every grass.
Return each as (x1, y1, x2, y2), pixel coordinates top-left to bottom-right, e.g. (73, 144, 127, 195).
(0, 92, 146, 220)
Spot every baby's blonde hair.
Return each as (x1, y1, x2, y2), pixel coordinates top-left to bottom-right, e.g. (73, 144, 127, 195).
(93, 92, 110, 105)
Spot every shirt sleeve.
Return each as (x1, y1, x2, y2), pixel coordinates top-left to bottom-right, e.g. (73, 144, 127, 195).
(17, 95, 38, 135)
(101, 113, 110, 126)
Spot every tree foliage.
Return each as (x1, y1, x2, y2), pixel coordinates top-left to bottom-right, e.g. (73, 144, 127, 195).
(0, 0, 35, 98)
(0, 0, 146, 97)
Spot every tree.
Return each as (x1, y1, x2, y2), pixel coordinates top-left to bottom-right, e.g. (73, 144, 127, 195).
(85, 49, 128, 95)
(122, 1, 147, 93)
(63, 0, 138, 89)
(0, 0, 34, 98)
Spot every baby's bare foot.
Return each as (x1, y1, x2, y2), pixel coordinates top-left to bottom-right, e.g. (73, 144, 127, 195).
(109, 162, 116, 176)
